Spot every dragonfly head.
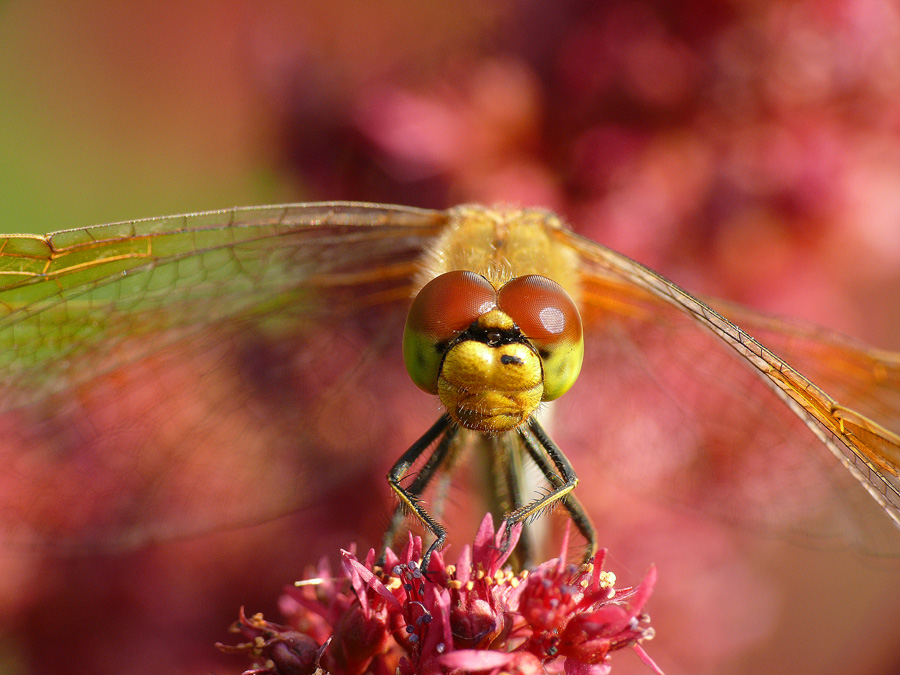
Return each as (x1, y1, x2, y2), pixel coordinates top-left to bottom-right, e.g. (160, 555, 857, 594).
(403, 271, 584, 434)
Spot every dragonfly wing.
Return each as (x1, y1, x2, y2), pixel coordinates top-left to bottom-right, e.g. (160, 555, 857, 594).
(705, 298, 900, 434)
(559, 229, 900, 555)
(0, 203, 446, 553)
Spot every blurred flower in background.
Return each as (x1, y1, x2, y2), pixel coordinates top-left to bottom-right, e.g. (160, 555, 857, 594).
(1, 1, 899, 674)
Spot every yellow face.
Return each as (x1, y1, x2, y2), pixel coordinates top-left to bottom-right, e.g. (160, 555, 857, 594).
(402, 270, 584, 433)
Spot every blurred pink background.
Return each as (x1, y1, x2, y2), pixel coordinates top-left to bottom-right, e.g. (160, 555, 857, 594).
(1, 2, 899, 674)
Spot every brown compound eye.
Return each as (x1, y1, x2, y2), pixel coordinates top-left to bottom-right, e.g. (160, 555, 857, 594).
(497, 275, 581, 345)
(403, 271, 497, 393)
(497, 275, 584, 401)
(406, 271, 497, 340)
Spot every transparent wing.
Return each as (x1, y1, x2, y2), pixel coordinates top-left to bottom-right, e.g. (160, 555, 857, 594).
(6, 203, 900, 558)
(0, 203, 447, 553)
(557, 229, 900, 555)
(705, 298, 900, 431)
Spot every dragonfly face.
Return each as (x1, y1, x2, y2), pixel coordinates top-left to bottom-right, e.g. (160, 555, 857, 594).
(0, 201, 898, 562)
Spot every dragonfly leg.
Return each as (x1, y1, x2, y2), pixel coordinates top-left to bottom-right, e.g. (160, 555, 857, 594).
(510, 418, 598, 563)
(383, 413, 458, 570)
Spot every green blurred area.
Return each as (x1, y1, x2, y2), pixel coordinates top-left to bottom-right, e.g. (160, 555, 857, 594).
(0, 0, 493, 233)
(0, 2, 291, 233)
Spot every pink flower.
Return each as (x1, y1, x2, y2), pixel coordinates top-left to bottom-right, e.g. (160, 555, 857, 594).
(220, 515, 662, 675)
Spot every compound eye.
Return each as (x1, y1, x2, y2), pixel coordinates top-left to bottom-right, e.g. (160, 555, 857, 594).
(403, 271, 497, 393)
(497, 275, 584, 401)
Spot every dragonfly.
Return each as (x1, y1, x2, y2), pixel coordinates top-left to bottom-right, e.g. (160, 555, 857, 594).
(0, 202, 898, 561)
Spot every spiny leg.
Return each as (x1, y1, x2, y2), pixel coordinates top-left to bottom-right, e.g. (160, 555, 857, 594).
(522, 418, 597, 561)
(384, 413, 458, 569)
(383, 417, 458, 551)
(520, 443, 597, 563)
(505, 417, 598, 563)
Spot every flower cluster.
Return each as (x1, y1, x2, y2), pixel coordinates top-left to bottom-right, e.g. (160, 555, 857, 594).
(219, 516, 661, 675)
